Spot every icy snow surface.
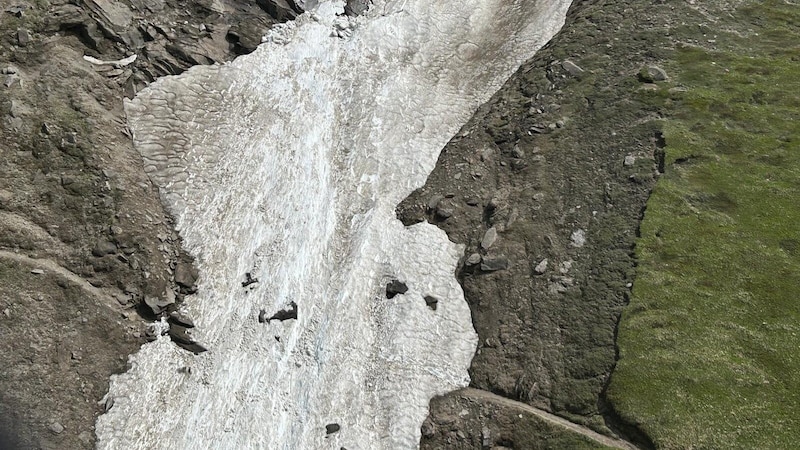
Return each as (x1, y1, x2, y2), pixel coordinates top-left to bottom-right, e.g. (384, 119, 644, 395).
(96, 1, 571, 448)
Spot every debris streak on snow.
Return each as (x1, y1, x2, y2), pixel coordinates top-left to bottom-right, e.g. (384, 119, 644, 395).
(96, 0, 571, 448)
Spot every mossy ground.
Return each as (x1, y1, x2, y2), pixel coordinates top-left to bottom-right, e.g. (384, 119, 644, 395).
(608, 1, 800, 448)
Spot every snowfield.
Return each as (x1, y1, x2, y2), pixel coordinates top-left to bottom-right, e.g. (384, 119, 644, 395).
(96, 1, 571, 448)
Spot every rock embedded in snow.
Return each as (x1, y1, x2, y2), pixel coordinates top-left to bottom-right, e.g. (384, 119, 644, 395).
(266, 301, 298, 322)
(385, 280, 408, 299)
(241, 272, 258, 287)
(325, 423, 341, 434)
(424, 295, 439, 311)
(168, 311, 195, 328)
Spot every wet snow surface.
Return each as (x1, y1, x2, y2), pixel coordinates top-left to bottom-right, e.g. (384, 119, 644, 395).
(96, 1, 571, 448)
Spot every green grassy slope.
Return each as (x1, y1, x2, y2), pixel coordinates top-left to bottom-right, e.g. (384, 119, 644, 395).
(607, 1, 800, 448)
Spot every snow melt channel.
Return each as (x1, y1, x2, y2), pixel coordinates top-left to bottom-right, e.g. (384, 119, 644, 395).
(96, 1, 572, 448)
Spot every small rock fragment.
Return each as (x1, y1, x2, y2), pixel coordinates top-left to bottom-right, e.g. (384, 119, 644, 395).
(144, 289, 176, 315)
(78, 431, 93, 444)
(434, 206, 453, 219)
(49, 422, 64, 434)
(570, 229, 586, 248)
(0, 189, 12, 205)
(480, 227, 498, 250)
(386, 280, 408, 299)
(481, 256, 509, 272)
(326, 423, 341, 434)
(465, 253, 482, 266)
(174, 262, 199, 292)
(638, 65, 668, 82)
(258, 309, 268, 323)
(92, 240, 117, 257)
(423, 295, 439, 311)
(242, 272, 258, 287)
(534, 259, 548, 274)
(427, 194, 444, 212)
(561, 60, 584, 76)
(30, 269, 44, 275)
(624, 155, 636, 166)
(16, 28, 30, 46)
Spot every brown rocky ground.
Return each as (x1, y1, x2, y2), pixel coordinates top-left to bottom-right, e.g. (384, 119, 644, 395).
(1, 0, 670, 448)
(401, 0, 679, 447)
(0, 0, 298, 447)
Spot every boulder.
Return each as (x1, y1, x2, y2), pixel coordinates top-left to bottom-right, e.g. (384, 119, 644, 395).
(423, 295, 439, 311)
(174, 261, 198, 291)
(92, 240, 117, 257)
(267, 301, 298, 322)
(385, 280, 408, 299)
(168, 311, 195, 328)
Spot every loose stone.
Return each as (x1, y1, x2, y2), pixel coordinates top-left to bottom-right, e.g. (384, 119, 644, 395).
(561, 59, 584, 76)
(465, 253, 482, 266)
(481, 227, 498, 250)
(571, 229, 586, 247)
(423, 295, 439, 311)
(49, 422, 64, 434)
(386, 280, 408, 299)
(481, 256, 509, 272)
(534, 258, 548, 274)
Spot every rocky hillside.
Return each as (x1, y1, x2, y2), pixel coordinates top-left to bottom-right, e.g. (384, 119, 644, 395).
(0, 0, 302, 447)
(1, 0, 795, 448)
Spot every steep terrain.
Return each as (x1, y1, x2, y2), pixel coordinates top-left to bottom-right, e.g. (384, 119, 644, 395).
(0, 0, 293, 447)
(408, 0, 799, 448)
(400, 0, 666, 446)
(1, 0, 796, 448)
